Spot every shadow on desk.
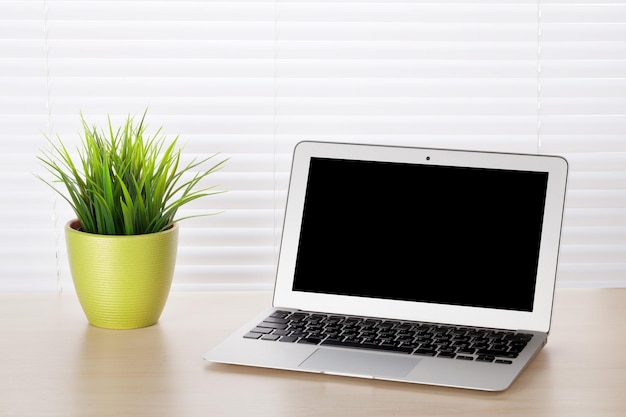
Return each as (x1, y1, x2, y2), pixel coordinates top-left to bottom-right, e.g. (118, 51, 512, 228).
(71, 325, 178, 415)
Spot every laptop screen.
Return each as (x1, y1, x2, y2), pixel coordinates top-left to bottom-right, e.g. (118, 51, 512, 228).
(292, 157, 549, 313)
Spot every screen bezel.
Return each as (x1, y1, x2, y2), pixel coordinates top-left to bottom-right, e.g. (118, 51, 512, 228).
(273, 141, 568, 333)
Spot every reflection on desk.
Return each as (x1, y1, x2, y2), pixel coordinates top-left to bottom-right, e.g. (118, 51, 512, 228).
(0, 288, 624, 417)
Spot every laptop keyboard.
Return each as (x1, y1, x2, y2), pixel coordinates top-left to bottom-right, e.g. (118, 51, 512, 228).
(244, 310, 533, 365)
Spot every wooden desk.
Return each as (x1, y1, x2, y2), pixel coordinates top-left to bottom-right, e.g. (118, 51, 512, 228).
(1, 288, 624, 417)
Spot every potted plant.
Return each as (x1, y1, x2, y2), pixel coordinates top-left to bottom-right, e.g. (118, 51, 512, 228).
(37, 111, 226, 329)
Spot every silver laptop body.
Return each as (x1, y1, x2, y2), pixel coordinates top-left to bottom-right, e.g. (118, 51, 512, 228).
(204, 141, 568, 391)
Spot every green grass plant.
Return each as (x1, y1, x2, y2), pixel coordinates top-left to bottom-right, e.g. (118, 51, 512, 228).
(38, 111, 227, 235)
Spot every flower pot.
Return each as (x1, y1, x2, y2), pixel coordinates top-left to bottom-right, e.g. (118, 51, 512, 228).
(65, 219, 178, 329)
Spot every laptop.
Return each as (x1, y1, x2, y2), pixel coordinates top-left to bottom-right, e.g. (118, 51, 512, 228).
(204, 141, 568, 391)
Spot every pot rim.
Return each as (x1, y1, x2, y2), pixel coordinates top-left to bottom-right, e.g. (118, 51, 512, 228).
(65, 219, 178, 237)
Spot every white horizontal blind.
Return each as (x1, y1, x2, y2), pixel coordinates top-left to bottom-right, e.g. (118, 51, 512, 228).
(1, 0, 624, 291)
(0, 2, 58, 290)
(44, 0, 278, 291)
(539, 1, 626, 286)
(274, 1, 541, 149)
(2, 0, 279, 291)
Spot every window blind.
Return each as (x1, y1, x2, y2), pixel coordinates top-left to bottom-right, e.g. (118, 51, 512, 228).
(0, 1, 57, 290)
(1, 0, 624, 291)
(538, 1, 626, 286)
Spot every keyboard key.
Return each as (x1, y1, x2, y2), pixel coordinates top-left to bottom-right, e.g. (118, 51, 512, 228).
(262, 316, 289, 324)
(298, 337, 323, 345)
(257, 321, 288, 330)
(278, 335, 299, 343)
(476, 349, 519, 359)
(249, 327, 273, 334)
(270, 310, 291, 318)
(413, 348, 437, 357)
(321, 339, 414, 354)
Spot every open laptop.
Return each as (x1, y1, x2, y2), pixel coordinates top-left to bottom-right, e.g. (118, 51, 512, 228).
(204, 141, 568, 391)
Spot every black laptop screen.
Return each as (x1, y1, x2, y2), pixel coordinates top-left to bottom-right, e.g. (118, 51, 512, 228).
(292, 157, 549, 312)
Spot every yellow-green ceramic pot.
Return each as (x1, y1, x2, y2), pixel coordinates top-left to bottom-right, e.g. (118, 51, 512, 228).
(65, 219, 178, 329)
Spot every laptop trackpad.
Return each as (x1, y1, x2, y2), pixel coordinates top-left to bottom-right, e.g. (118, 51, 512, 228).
(299, 348, 421, 378)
